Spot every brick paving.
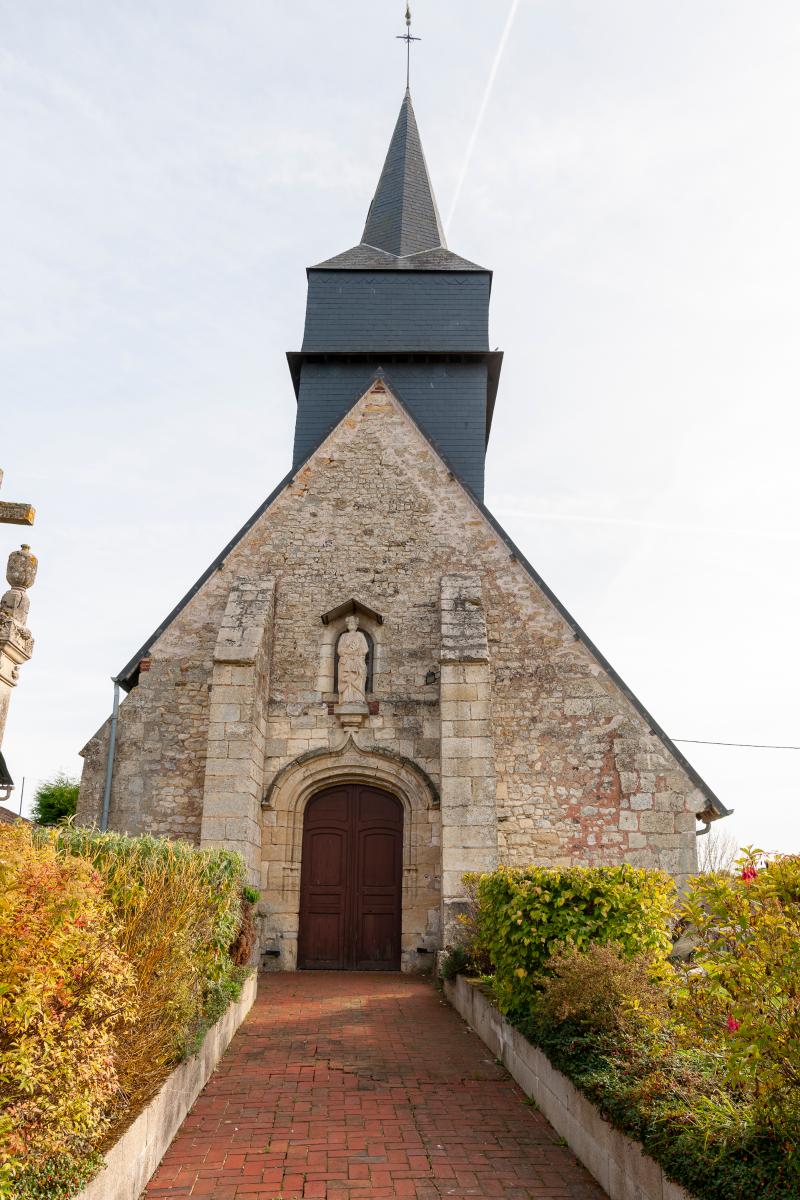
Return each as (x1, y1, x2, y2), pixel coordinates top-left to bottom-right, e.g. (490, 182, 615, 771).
(145, 973, 607, 1200)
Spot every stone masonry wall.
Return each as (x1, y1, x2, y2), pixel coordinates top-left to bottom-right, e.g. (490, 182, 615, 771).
(77, 657, 210, 841)
(78, 380, 705, 965)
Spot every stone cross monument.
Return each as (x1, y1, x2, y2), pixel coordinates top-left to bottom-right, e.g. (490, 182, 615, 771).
(0, 468, 36, 793)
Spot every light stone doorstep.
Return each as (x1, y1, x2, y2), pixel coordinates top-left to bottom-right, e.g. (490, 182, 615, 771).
(75, 972, 258, 1200)
(443, 976, 696, 1200)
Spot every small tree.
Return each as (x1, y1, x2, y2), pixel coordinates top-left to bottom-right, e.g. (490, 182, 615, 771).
(31, 773, 79, 826)
(697, 824, 738, 874)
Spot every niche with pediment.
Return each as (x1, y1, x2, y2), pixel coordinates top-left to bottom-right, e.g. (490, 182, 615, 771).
(317, 599, 385, 701)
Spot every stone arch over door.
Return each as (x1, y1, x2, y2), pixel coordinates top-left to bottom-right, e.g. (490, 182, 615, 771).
(261, 739, 442, 971)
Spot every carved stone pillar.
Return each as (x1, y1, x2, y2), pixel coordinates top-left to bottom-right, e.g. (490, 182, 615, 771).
(200, 577, 275, 884)
(0, 544, 37, 755)
(439, 573, 498, 947)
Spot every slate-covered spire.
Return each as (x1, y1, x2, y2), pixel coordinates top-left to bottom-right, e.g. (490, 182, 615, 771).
(291, 84, 502, 502)
(361, 89, 446, 258)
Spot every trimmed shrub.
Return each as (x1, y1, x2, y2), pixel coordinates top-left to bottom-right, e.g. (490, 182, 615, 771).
(0, 825, 136, 1192)
(678, 849, 800, 1134)
(440, 946, 470, 982)
(475, 853, 800, 1199)
(470, 864, 676, 1013)
(49, 827, 245, 1129)
(535, 943, 671, 1038)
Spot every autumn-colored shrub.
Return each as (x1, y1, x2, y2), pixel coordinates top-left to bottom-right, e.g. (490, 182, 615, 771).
(0, 825, 136, 1193)
(230, 887, 259, 967)
(678, 848, 800, 1133)
(50, 827, 245, 1131)
(469, 864, 676, 1013)
(536, 943, 671, 1038)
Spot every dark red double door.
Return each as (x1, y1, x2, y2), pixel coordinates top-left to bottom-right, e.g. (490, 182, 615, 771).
(298, 785, 403, 970)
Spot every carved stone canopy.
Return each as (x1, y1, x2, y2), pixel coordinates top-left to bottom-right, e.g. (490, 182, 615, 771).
(320, 598, 383, 627)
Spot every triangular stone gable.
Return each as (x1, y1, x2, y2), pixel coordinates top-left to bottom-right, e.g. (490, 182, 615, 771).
(110, 376, 723, 825)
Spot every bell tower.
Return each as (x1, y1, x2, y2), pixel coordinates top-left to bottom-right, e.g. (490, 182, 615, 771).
(287, 90, 502, 500)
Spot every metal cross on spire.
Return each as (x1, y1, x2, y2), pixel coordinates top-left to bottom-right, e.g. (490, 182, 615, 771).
(396, 3, 420, 90)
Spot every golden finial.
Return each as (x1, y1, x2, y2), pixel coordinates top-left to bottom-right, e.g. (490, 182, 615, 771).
(397, 4, 420, 89)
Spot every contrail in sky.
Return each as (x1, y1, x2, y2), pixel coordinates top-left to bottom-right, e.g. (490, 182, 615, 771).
(446, 0, 522, 232)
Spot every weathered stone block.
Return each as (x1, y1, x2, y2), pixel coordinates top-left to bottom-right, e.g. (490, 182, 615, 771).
(639, 811, 675, 834)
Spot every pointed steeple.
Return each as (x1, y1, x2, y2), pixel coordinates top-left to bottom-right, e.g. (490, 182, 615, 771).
(361, 90, 446, 258)
(294, 82, 500, 502)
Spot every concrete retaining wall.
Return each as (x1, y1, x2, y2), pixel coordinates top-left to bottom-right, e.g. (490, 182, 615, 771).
(444, 976, 693, 1200)
(76, 972, 258, 1200)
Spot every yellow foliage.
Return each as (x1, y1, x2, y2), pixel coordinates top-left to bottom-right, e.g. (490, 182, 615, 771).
(50, 828, 244, 1135)
(0, 825, 137, 1178)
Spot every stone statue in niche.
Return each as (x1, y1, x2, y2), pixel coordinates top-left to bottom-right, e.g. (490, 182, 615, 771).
(337, 616, 369, 705)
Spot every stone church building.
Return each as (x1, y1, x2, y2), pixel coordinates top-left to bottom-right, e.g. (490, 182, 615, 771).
(77, 90, 727, 971)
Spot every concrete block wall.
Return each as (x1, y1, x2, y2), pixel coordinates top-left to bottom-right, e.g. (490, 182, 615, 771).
(445, 976, 695, 1200)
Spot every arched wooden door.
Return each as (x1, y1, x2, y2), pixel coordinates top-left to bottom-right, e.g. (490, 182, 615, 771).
(298, 785, 403, 971)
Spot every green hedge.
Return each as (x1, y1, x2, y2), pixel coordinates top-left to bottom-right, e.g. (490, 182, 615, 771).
(469, 864, 676, 1012)
(465, 853, 800, 1199)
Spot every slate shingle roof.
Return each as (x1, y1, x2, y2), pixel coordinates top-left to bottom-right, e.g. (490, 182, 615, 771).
(361, 89, 447, 259)
(311, 245, 486, 272)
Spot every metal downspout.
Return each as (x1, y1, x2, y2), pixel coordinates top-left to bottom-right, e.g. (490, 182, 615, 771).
(100, 679, 120, 832)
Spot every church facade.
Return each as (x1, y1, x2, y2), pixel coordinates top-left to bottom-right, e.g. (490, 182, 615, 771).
(77, 91, 727, 971)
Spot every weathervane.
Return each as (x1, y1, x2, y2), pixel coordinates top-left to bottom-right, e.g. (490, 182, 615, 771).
(396, 4, 420, 90)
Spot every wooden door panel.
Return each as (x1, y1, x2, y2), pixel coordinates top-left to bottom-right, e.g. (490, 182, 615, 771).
(355, 913, 399, 969)
(306, 831, 346, 886)
(298, 785, 402, 971)
(304, 911, 343, 967)
(298, 801, 349, 969)
(353, 795, 402, 970)
(360, 830, 399, 887)
(357, 789, 402, 825)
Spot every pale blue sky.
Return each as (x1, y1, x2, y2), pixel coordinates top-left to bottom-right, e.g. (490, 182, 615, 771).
(1, 1, 798, 849)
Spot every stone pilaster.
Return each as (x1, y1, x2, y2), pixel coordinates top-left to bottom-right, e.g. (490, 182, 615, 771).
(200, 577, 275, 883)
(439, 573, 498, 946)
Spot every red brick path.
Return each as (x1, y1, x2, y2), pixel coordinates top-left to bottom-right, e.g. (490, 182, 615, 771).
(145, 973, 607, 1200)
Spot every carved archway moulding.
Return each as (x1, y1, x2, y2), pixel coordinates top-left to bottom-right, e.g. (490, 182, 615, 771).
(262, 736, 439, 813)
(262, 736, 440, 902)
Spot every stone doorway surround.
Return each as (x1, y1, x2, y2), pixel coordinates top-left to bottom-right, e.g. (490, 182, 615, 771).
(259, 738, 442, 972)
